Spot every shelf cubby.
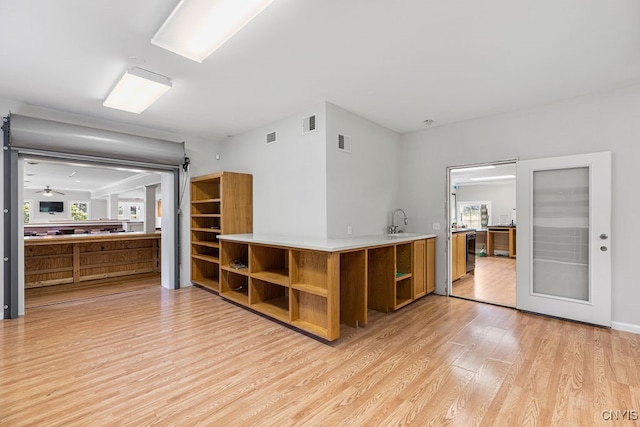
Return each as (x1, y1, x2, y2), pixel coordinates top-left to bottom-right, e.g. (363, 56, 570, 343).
(250, 245, 289, 286)
(290, 250, 328, 296)
(191, 257, 220, 292)
(191, 179, 220, 201)
(220, 269, 249, 305)
(396, 243, 413, 278)
(340, 250, 367, 327)
(191, 199, 220, 215)
(367, 246, 395, 312)
(250, 278, 289, 322)
(291, 290, 328, 338)
(220, 241, 249, 271)
(395, 276, 413, 309)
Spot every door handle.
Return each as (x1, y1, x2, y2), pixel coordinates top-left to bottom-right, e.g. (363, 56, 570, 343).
(600, 234, 608, 240)
(600, 246, 608, 252)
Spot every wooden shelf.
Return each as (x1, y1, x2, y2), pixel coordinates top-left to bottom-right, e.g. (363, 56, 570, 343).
(291, 319, 328, 339)
(221, 265, 250, 276)
(191, 198, 221, 204)
(191, 254, 219, 264)
(251, 270, 289, 287)
(191, 228, 221, 233)
(395, 272, 412, 282)
(221, 289, 249, 305)
(192, 277, 219, 292)
(192, 241, 219, 249)
(252, 297, 289, 322)
(395, 297, 413, 310)
(290, 283, 328, 297)
(190, 172, 252, 298)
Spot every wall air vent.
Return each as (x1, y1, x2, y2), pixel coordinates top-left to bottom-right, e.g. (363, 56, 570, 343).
(337, 133, 352, 153)
(302, 114, 317, 134)
(266, 131, 277, 144)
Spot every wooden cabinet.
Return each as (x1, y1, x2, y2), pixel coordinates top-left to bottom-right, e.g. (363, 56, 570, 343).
(452, 232, 467, 281)
(24, 233, 160, 288)
(218, 236, 436, 341)
(190, 172, 252, 292)
(487, 226, 516, 258)
(368, 238, 436, 313)
(218, 240, 339, 340)
(426, 237, 436, 294)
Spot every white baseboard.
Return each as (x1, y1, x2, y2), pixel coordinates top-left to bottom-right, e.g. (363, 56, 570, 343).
(612, 321, 640, 335)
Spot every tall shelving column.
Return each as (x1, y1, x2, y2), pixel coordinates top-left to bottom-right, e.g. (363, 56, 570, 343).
(190, 171, 253, 292)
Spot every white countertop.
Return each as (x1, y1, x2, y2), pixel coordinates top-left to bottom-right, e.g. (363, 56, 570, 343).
(218, 232, 436, 252)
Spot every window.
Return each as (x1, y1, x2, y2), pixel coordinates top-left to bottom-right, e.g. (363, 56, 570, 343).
(118, 202, 143, 220)
(457, 201, 491, 229)
(71, 202, 88, 220)
(24, 201, 31, 224)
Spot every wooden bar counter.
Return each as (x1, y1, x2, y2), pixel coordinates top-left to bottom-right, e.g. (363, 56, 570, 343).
(24, 232, 160, 288)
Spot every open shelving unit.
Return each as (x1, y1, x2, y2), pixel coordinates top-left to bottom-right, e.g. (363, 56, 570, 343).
(217, 236, 436, 341)
(394, 243, 413, 309)
(190, 172, 252, 292)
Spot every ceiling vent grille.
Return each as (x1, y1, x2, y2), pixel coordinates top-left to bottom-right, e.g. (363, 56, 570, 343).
(303, 114, 317, 134)
(266, 131, 277, 144)
(337, 133, 352, 153)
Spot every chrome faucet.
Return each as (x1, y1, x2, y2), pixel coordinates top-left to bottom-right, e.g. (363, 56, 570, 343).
(388, 209, 408, 234)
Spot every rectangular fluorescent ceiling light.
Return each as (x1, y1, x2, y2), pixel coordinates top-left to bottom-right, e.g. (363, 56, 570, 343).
(470, 175, 516, 181)
(152, 0, 275, 62)
(450, 165, 496, 173)
(103, 67, 172, 114)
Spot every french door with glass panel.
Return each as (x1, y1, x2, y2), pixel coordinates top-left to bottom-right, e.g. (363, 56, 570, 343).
(516, 152, 611, 326)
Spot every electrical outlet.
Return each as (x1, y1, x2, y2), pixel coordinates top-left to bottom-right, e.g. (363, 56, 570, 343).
(432, 222, 440, 230)
(347, 225, 353, 235)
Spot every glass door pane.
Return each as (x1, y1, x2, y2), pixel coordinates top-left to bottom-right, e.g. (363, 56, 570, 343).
(532, 167, 589, 301)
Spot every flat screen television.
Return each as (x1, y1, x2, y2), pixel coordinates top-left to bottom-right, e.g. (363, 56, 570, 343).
(39, 201, 64, 213)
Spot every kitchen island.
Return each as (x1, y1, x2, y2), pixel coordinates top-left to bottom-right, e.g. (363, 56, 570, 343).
(487, 225, 516, 257)
(24, 232, 160, 288)
(217, 233, 436, 341)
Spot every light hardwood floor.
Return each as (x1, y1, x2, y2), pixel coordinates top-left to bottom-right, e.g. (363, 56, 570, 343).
(1, 286, 638, 426)
(25, 273, 161, 308)
(452, 256, 516, 307)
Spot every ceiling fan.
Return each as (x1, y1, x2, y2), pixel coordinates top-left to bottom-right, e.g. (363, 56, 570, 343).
(36, 186, 65, 197)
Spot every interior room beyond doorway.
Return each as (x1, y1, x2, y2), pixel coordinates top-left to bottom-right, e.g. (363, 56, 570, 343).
(449, 161, 516, 307)
(22, 157, 165, 308)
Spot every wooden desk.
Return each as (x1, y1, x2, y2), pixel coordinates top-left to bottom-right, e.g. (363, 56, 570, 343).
(487, 226, 516, 258)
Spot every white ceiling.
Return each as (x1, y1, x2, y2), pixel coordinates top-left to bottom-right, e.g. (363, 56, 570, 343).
(450, 163, 516, 185)
(2, 0, 639, 145)
(23, 158, 160, 199)
(8, 0, 637, 197)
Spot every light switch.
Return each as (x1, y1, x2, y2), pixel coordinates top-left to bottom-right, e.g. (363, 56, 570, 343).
(432, 222, 440, 230)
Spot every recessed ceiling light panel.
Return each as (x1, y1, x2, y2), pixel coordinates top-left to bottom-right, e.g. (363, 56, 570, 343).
(103, 67, 172, 114)
(470, 175, 516, 181)
(152, 0, 275, 62)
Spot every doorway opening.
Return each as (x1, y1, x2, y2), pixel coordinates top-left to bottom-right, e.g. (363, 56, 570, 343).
(448, 161, 517, 307)
(22, 156, 166, 309)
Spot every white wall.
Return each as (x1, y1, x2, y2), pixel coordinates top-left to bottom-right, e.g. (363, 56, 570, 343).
(218, 102, 328, 238)
(456, 182, 516, 226)
(90, 198, 108, 219)
(398, 83, 640, 329)
(24, 188, 93, 222)
(325, 103, 400, 237)
(180, 136, 221, 287)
